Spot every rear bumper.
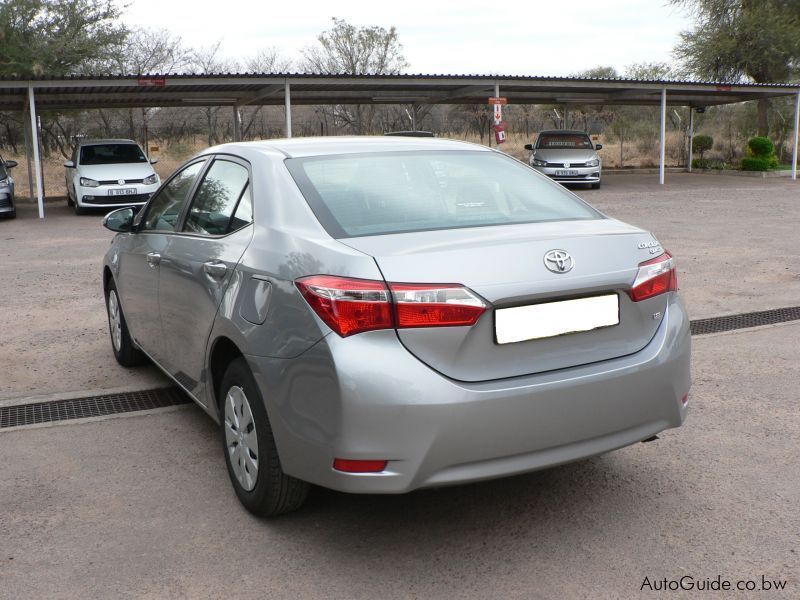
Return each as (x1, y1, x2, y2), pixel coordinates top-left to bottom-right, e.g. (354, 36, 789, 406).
(247, 293, 690, 494)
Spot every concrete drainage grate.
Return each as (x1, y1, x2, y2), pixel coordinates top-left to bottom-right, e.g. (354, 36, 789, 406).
(0, 387, 189, 429)
(690, 306, 800, 336)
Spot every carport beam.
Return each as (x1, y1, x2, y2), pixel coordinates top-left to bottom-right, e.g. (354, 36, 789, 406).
(792, 90, 799, 181)
(687, 107, 694, 172)
(284, 82, 292, 138)
(27, 86, 44, 218)
(659, 88, 666, 185)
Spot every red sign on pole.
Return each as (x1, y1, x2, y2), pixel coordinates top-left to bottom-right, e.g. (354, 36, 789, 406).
(138, 77, 167, 87)
(488, 97, 508, 105)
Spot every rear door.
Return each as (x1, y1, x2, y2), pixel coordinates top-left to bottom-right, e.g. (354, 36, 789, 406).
(157, 156, 254, 398)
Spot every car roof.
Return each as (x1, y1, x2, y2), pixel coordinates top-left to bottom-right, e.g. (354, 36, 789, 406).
(206, 136, 491, 159)
(77, 139, 140, 147)
(537, 130, 591, 136)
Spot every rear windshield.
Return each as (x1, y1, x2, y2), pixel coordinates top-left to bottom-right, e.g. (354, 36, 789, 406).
(80, 144, 147, 165)
(286, 151, 601, 238)
(536, 134, 593, 149)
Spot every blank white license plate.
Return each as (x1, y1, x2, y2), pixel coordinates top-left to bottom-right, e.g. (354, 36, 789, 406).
(495, 294, 619, 344)
(555, 169, 579, 176)
(109, 188, 137, 196)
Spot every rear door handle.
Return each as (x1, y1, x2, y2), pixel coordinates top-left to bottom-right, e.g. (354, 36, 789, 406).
(203, 260, 228, 280)
(146, 252, 161, 267)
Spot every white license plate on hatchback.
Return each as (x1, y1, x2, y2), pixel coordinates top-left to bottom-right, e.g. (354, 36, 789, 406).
(555, 169, 579, 176)
(495, 294, 619, 344)
(109, 188, 137, 196)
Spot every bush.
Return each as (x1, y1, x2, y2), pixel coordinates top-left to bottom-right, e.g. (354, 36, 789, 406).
(691, 158, 710, 169)
(747, 136, 774, 157)
(692, 135, 713, 158)
(741, 157, 772, 171)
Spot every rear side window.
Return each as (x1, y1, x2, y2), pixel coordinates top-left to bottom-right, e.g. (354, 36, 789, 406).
(183, 159, 250, 236)
(286, 151, 600, 238)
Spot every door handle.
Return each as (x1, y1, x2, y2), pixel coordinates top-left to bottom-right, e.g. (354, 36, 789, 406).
(146, 252, 161, 268)
(203, 260, 228, 280)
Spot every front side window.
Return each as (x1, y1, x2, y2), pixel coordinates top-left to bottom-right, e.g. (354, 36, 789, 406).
(183, 160, 251, 236)
(286, 151, 601, 238)
(80, 143, 148, 165)
(142, 161, 205, 231)
(536, 133, 593, 150)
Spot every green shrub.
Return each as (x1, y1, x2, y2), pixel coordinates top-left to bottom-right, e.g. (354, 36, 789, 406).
(691, 158, 710, 169)
(741, 157, 772, 171)
(692, 135, 713, 159)
(747, 136, 774, 157)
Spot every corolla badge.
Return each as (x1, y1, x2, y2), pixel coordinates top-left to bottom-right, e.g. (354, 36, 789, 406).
(544, 249, 574, 273)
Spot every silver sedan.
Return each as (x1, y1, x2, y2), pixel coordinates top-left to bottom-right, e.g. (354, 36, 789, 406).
(102, 137, 690, 516)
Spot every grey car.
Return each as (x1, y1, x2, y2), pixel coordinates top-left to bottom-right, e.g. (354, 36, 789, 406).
(0, 155, 17, 218)
(526, 129, 603, 188)
(102, 137, 690, 516)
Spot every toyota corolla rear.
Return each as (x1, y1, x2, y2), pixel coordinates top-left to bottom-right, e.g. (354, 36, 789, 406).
(245, 143, 690, 494)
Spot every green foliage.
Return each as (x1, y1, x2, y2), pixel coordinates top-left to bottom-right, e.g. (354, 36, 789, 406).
(0, 0, 127, 77)
(692, 134, 713, 157)
(691, 158, 710, 169)
(740, 157, 773, 171)
(747, 136, 774, 157)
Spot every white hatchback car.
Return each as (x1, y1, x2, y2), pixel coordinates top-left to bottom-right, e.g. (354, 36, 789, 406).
(65, 139, 160, 214)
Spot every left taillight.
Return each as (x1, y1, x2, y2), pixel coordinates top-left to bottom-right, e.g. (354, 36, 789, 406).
(628, 251, 678, 302)
(295, 275, 487, 337)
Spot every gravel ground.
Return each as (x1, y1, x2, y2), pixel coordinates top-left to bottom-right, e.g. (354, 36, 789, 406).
(0, 323, 797, 599)
(1, 173, 798, 401)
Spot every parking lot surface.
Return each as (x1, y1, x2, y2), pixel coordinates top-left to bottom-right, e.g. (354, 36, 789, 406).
(1, 173, 798, 598)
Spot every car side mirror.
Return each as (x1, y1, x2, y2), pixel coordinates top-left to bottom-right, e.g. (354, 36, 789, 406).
(149, 158, 159, 165)
(595, 144, 603, 150)
(524, 144, 533, 151)
(4, 160, 17, 169)
(103, 207, 134, 233)
(64, 160, 75, 168)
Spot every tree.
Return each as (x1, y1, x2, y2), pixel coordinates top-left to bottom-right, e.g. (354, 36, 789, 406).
(0, 0, 126, 77)
(301, 18, 409, 134)
(245, 47, 293, 73)
(190, 41, 240, 145)
(670, 0, 800, 136)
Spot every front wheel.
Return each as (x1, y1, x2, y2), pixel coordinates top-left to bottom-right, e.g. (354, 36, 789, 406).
(220, 358, 309, 516)
(105, 281, 147, 367)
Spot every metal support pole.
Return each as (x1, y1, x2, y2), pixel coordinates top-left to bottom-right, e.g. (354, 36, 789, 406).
(284, 81, 292, 139)
(563, 104, 569, 129)
(687, 107, 694, 172)
(659, 88, 667, 185)
(232, 105, 241, 142)
(792, 90, 799, 181)
(28, 86, 44, 218)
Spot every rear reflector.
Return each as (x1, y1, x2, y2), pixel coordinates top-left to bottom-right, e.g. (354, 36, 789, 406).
(628, 251, 678, 302)
(296, 275, 486, 337)
(333, 458, 388, 473)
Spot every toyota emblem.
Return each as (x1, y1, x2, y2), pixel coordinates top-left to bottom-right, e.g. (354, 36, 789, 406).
(544, 250, 574, 273)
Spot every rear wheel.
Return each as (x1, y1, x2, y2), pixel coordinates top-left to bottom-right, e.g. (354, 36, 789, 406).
(105, 280, 147, 367)
(220, 358, 309, 516)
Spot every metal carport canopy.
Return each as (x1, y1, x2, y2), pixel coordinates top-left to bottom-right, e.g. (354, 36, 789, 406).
(0, 72, 798, 218)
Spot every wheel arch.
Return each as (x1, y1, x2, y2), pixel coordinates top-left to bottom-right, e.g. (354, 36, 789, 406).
(208, 336, 246, 415)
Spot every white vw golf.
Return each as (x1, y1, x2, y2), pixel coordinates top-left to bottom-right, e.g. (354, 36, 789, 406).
(65, 139, 160, 214)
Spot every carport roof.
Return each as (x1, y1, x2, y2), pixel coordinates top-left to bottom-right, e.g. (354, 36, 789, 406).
(1, 72, 798, 111)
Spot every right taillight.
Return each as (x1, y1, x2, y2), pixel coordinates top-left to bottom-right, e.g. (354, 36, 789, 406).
(295, 275, 486, 337)
(628, 251, 678, 302)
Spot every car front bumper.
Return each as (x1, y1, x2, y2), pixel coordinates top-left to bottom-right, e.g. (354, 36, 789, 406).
(247, 293, 690, 494)
(77, 183, 159, 207)
(532, 165, 601, 183)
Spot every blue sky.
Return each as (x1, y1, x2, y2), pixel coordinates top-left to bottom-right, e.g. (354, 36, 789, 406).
(124, 0, 692, 75)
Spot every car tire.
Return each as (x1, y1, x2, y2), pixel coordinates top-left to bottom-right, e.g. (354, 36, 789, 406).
(73, 200, 88, 215)
(219, 357, 310, 517)
(105, 280, 148, 367)
(67, 191, 74, 207)
(591, 181, 601, 189)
